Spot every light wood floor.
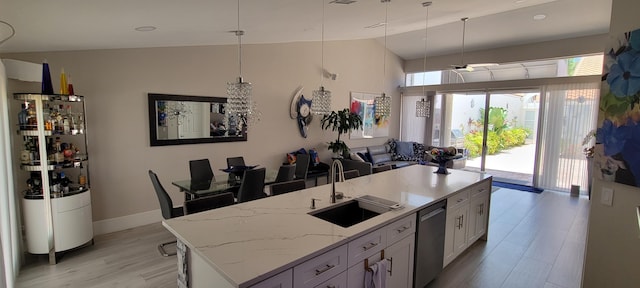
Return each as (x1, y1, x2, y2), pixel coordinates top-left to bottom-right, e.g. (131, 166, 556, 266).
(16, 188, 589, 288)
(428, 188, 589, 288)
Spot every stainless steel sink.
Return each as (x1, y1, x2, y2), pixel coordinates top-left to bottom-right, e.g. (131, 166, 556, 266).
(308, 196, 402, 228)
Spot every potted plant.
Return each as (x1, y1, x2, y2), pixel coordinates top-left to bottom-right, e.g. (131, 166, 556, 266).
(321, 108, 363, 158)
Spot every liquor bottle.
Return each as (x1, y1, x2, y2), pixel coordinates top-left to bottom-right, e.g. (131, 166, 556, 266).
(67, 74, 75, 96)
(59, 68, 68, 95)
(26, 103, 37, 130)
(78, 162, 87, 187)
(54, 137, 64, 164)
(18, 104, 28, 130)
(59, 172, 70, 193)
(41, 61, 54, 95)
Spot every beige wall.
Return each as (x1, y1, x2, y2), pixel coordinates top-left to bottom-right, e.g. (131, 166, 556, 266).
(3, 39, 404, 223)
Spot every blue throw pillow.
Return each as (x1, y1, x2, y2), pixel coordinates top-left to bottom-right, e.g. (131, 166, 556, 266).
(396, 141, 414, 157)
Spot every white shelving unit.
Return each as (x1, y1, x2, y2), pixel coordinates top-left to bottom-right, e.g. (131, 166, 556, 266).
(14, 93, 93, 264)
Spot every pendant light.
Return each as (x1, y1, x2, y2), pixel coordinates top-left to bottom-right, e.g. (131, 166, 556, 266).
(452, 17, 474, 72)
(374, 0, 391, 117)
(311, 0, 331, 115)
(226, 0, 259, 127)
(416, 1, 432, 118)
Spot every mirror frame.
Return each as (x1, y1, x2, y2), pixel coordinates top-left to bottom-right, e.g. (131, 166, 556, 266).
(148, 93, 247, 146)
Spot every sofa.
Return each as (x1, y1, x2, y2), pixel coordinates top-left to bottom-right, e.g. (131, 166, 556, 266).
(344, 139, 467, 171)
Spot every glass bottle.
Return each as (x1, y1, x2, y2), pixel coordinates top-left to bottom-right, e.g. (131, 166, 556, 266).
(59, 68, 68, 95)
(41, 61, 54, 95)
(78, 162, 87, 187)
(18, 104, 28, 130)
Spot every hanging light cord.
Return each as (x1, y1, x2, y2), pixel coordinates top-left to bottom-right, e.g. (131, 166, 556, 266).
(321, 0, 325, 87)
(422, 2, 431, 97)
(0, 20, 15, 46)
(237, 0, 243, 81)
(382, 0, 389, 96)
(461, 17, 468, 67)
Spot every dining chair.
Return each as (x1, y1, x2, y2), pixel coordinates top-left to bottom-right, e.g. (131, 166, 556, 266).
(271, 179, 306, 196)
(184, 192, 235, 215)
(226, 156, 246, 168)
(148, 170, 184, 257)
(189, 159, 214, 182)
(237, 167, 267, 203)
(274, 164, 296, 183)
(342, 169, 360, 180)
(294, 154, 310, 180)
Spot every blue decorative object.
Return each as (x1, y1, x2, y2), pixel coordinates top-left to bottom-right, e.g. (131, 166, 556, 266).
(41, 61, 53, 95)
(396, 141, 414, 157)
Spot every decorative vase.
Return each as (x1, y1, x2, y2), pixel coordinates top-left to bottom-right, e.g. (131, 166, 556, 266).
(41, 61, 54, 95)
(434, 156, 451, 174)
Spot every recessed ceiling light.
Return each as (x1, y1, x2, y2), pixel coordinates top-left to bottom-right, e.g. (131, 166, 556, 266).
(533, 14, 547, 21)
(329, 0, 356, 4)
(135, 26, 156, 32)
(514, 0, 527, 4)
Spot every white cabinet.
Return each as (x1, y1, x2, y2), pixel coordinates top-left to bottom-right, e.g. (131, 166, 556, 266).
(249, 269, 293, 288)
(467, 189, 490, 244)
(314, 270, 347, 288)
(293, 244, 348, 287)
(346, 214, 416, 288)
(386, 234, 415, 288)
(443, 180, 491, 268)
(13, 93, 92, 264)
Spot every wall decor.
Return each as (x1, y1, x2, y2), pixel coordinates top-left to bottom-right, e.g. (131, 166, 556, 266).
(350, 91, 389, 139)
(594, 27, 640, 187)
(289, 86, 313, 138)
(148, 93, 246, 146)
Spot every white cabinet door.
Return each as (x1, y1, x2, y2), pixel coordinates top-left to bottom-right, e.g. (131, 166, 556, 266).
(467, 190, 489, 243)
(293, 244, 348, 287)
(249, 269, 293, 288)
(443, 202, 469, 267)
(314, 270, 347, 288)
(386, 234, 415, 288)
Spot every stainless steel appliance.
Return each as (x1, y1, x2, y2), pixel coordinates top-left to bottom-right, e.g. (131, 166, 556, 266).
(414, 200, 447, 288)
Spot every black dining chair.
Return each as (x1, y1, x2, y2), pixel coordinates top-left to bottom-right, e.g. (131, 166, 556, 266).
(148, 170, 184, 257)
(342, 169, 360, 180)
(189, 159, 214, 182)
(237, 168, 267, 203)
(271, 179, 306, 196)
(294, 154, 310, 180)
(226, 156, 246, 168)
(274, 164, 296, 183)
(184, 192, 235, 215)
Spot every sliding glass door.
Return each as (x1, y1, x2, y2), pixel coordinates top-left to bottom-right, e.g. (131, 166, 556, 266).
(445, 90, 539, 186)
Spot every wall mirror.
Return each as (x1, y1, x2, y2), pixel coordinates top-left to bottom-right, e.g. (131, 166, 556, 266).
(148, 93, 247, 146)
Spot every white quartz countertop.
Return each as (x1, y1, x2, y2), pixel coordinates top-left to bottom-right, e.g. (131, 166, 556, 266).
(163, 165, 490, 288)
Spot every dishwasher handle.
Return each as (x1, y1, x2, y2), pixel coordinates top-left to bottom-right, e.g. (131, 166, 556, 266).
(420, 208, 446, 222)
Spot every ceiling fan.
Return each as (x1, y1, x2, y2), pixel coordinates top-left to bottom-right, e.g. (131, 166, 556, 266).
(452, 17, 497, 72)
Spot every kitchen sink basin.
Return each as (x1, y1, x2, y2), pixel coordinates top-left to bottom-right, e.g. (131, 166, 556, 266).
(309, 196, 401, 228)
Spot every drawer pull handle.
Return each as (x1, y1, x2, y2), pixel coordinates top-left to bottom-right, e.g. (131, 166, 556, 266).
(326, 285, 336, 288)
(457, 198, 463, 203)
(315, 264, 335, 276)
(362, 242, 379, 251)
(395, 226, 409, 233)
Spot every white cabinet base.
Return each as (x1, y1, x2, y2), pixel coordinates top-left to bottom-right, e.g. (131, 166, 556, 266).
(22, 190, 93, 254)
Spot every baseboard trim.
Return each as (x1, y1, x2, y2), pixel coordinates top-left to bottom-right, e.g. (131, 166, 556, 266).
(93, 209, 162, 236)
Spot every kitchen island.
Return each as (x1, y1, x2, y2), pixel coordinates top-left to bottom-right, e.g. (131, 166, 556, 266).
(163, 165, 491, 288)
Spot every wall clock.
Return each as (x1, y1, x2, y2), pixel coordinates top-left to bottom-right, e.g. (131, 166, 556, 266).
(290, 86, 313, 138)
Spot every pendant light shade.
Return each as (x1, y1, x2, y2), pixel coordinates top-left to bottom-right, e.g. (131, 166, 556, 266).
(312, 0, 331, 115)
(226, 0, 258, 127)
(416, 1, 432, 118)
(374, 0, 391, 117)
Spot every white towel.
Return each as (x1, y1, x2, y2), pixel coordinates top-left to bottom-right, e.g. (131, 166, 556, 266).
(364, 259, 388, 288)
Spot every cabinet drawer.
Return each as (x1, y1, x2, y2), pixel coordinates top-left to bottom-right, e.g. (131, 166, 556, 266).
(53, 190, 91, 213)
(470, 181, 491, 198)
(447, 190, 469, 210)
(348, 228, 386, 267)
(249, 269, 292, 288)
(385, 214, 415, 246)
(294, 244, 348, 288)
(314, 270, 347, 288)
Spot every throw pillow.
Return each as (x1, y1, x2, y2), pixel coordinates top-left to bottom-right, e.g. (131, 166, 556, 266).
(350, 153, 365, 162)
(396, 141, 414, 157)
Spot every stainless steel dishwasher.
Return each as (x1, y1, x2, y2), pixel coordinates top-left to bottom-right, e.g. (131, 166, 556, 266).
(414, 200, 447, 288)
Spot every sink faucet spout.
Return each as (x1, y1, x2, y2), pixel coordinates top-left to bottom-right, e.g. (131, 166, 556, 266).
(330, 159, 345, 203)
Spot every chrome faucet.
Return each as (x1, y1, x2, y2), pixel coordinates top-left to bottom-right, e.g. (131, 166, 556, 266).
(330, 159, 345, 203)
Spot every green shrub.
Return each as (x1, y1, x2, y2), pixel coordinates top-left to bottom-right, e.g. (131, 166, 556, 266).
(463, 127, 530, 158)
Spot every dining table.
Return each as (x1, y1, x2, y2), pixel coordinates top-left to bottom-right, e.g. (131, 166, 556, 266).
(172, 168, 278, 201)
